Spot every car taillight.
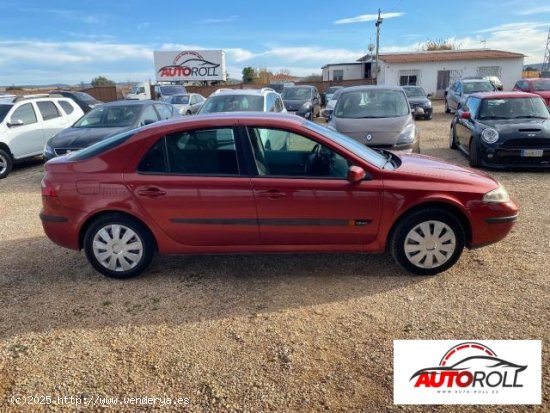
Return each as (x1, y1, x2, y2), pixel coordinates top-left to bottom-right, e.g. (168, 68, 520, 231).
(41, 178, 58, 197)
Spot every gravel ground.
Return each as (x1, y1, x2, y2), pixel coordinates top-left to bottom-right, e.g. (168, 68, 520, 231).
(0, 102, 548, 412)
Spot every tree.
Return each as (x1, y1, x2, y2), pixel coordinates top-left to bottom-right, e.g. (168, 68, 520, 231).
(91, 76, 116, 87)
(421, 39, 459, 51)
(242, 67, 256, 84)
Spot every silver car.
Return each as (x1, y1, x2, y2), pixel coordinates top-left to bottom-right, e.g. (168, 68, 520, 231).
(328, 86, 420, 153)
(167, 93, 205, 115)
(445, 79, 495, 113)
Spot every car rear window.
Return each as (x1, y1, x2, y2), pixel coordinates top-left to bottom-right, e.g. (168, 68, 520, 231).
(58, 100, 75, 115)
(66, 130, 136, 161)
(199, 95, 264, 113)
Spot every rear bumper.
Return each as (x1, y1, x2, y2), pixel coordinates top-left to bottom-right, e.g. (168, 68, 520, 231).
(40, 199, 84, 251)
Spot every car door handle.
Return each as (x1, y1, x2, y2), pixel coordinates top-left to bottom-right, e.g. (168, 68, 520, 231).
(137, 187, 166, 198)
(257, 190, 286, 199)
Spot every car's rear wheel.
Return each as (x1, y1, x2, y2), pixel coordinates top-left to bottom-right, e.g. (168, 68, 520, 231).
(469, 139, 481, 167)
(186, 110, 191, 115)
(83, 214, 155, 279)
(449, 125, 458, 149)
(0, 149, 13, 179)
(390, 209, 465, 276)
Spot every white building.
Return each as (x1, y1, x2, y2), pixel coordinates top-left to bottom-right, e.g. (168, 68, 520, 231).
(322, 49, 525, 98)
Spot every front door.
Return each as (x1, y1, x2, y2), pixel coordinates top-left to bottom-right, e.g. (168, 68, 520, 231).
(247, 127, 383, 246)
(7, 102, 45, 159)
(126, 127, 259, 246)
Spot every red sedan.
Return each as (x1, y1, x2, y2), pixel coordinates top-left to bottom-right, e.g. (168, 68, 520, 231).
(40, 113, 518, 278)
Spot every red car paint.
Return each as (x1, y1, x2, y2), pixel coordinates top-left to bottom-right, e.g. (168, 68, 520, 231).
(40, 113, 518, 276)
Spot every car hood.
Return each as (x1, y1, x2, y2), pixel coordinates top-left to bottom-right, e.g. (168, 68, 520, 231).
(407, 97, 430, 105)
(331, 115, 410, 144)
(480, 118, 550, 136)
(49, 126, 134, 148)
(394, 153, 498, 188)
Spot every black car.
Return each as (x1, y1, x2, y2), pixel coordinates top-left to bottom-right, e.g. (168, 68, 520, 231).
(450, 91, 550, 168)
(49, 90, 103, 113)
(402, 86, 433, 120)
(281, 85, 321, 120)
(44, 100, 178, 160)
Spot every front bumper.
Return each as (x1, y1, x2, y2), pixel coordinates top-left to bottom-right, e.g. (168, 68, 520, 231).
(468, 200, 518, 249)
(479, 145, 550, 169)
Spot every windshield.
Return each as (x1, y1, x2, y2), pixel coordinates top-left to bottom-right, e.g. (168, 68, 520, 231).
(334, 90, 409, 119)
(463, 81, 494, 94)
(0, 104, 12, 123)
(478, 97, 550, 119)
(306, 122, 390, 169)
(170, 95, 190, 104)
(531, 79, 550, 91)
(73, 105, 140, 128)
(282, 87, 313, 100)
(159, 85, 186, 96)
(403, 87, 426, 98)
(199, 95, 264, 113)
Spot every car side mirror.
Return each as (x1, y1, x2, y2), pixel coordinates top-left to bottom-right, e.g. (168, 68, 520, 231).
(460, 111, 471, 120)
(347, 165, 368, 183)
(427, 93, 433, 98)
(7, 119, 24, 128)
(143, 119, 156, 126)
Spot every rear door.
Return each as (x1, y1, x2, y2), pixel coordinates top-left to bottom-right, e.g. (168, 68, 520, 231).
(126, 126, 259, 246)
(246, 126, 382, 246)
(36, 100, 69, 146)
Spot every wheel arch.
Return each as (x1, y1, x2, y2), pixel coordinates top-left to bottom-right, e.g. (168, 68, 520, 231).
(78, 210, 158, 251)
(386, 201, 472, 249)
(0, 142, 13, 157)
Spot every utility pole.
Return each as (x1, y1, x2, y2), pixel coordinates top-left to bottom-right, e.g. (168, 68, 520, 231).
(374, 9, 383, 81)
(542, 27, 550, 78)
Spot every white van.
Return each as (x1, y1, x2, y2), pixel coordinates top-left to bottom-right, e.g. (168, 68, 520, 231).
(0, 95, 84, 178)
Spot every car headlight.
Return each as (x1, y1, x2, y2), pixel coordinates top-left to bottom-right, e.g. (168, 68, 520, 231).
(179, 107, 186, 115)
(423, 101, 432, 108)
(483, 184, 510, 203)
(396, 124, 416, 145)
(43, 142, 55, 156)
(481, 127, 499, 144)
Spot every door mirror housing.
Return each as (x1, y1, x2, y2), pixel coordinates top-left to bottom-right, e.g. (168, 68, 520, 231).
(427, 93, 433, 98)
(347, 165, 368, 183)
(7, 119, 24, 128)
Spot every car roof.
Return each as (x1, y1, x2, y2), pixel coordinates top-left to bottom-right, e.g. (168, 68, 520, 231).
(103, 100, 158, 107)
(471, 91, 542, 99)
(461, 78, 492, 84)
(211, 88, 273, 96)
(340, 85, 405, 93)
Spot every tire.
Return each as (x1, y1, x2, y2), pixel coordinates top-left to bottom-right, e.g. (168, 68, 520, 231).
(424, 112, 432, 120)
(83, 214, 155, 279)
(445, 100, 450, 114)
(469, 139, 481, 167)
(449, 125, 458, 149)
(186, 110, 191, 115)
(0, 149, 13, 179)
(390, 209, 465, 276)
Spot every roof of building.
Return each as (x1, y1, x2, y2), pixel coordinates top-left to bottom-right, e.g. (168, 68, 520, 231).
(357, 49, 525, 64)
(271, 73, 299, 82)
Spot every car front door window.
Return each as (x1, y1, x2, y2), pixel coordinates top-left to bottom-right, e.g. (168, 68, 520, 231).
(10, 103, 37, 125)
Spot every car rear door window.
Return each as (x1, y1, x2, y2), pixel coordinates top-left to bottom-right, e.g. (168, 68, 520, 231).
(10, 103, 37, 125)
(37, 101, 61, 120)
(139, 128, 240, 175)
(58, 100, 75, 115)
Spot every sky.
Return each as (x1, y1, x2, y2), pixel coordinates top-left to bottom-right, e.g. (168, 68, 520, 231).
(0, 0, 549, 85)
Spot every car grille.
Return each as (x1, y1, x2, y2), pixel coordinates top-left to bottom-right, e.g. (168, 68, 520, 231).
(501, 138, 550, 148)
(54, 148, 81, 156)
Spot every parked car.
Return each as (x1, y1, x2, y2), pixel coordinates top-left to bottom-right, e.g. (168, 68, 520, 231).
(322, 86, 344, 106)
(328, 86, 420, 152)
(322, 88, 345, 120)
(450, 91, 550, 168)
(0, 95, 84, 178)
(485, 76, 503, 91)
(445, 79, 496, 113)
(0, 94, 17, 103)
(167, 93, 205, 115)
(402, 86, 433, 120)
(513, 78, 550, 107)
(281, 86, 321, 120)
(40, 112, 518, 279)
(49, 90, 103, 113)
(198, 88, 288, 149)
(43, 100, 177, 160)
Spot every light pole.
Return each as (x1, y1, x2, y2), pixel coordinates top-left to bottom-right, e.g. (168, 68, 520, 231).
(374, 9, 383, 82)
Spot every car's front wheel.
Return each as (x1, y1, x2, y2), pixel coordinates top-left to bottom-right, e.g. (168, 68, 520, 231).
(0, 149, 13, 179)
(449, 125, 458, 149)
(469, 139, 481, 167)
(390, 209, 465, 275)
(83, 214, 155, 278)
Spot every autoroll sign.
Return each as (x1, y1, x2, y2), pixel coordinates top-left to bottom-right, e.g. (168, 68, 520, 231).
(394, 340, 541, 404)
(154, 50, 226, 82)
